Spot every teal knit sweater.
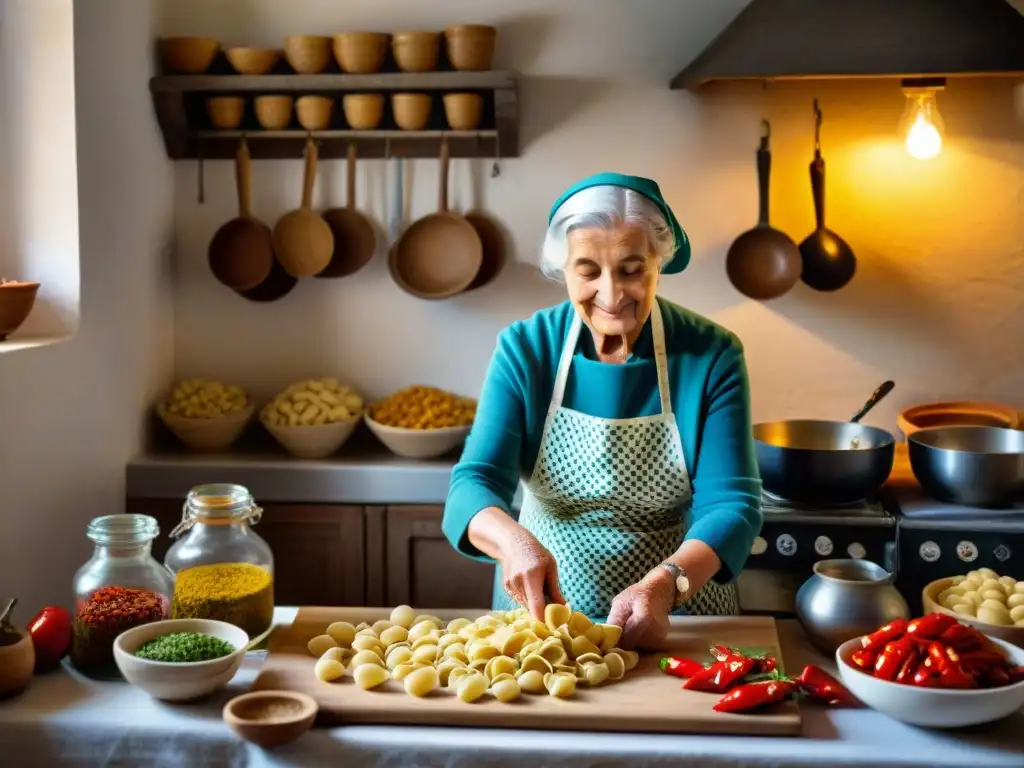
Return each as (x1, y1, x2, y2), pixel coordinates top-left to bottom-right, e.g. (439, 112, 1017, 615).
(442, 297, 763, 585)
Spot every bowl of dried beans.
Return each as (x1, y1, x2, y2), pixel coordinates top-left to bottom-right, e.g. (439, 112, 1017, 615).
(836, 613, 1024, 728)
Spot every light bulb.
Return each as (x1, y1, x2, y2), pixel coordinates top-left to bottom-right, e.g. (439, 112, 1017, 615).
(898, 81, 946, 161)
(905, 113, 942, 160)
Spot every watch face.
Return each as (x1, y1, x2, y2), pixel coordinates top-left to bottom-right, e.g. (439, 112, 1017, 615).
(676, 574, 690, 596)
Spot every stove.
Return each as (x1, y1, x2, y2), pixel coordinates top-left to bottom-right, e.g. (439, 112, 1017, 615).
(737, 491, 898, 617)
(892, 486, 1024, 614)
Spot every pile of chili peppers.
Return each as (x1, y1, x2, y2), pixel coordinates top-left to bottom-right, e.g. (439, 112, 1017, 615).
(849, 613, 1024, 689)
(71, 585, 169, 669)
(660, 644, 858, 713)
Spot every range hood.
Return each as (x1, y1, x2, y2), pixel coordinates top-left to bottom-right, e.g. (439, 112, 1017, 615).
(671, 0, 1024, 90)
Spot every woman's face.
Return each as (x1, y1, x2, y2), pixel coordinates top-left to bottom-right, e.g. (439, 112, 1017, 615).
(565, 223, 660, 341)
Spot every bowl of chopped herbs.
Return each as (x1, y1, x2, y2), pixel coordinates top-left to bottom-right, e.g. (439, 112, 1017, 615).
(113, 618, 249, 701)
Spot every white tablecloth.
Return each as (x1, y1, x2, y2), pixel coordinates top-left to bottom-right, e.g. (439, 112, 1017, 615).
(1, 610, 1022, 768)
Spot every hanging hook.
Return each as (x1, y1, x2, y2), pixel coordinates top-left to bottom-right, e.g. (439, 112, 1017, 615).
(384, 137, 391, 160)
(813, 98, 822, 154)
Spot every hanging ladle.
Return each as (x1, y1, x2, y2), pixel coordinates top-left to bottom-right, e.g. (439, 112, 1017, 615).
(798, 100, 856, 292)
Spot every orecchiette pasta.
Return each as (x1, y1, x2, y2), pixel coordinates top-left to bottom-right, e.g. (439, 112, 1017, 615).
(305, 603, 641, 701)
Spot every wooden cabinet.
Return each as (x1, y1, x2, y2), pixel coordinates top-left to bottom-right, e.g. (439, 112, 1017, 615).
(369, 505, 496, 610)
(125, 498, 494, 610)
(128, 498, 365, 608)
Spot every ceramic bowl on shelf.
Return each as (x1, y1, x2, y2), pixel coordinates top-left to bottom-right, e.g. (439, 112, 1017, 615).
(364, 413, 471, 459)
(225, 47, 280, 75)
(0, 280, 40, 341)
(224, 690, 318, 748)
(922, 577, 1024, 649)
(283, 35, 332, 74)
(157, 402, 254, 452)
(158, 37, 220, 74)
(113, 619, 249, 702)
(261, 416, 360, 459)
(835, 633, 1024, 728)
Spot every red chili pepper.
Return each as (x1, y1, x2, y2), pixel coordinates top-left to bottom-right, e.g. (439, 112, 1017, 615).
(683, 655, 756, 693)
(860, 618, 907, 651)
(849, 648, 878, 671)
(797, 664, 859, 706)
(958, 648, 1007, 670)
(713, 678, 798, 713)
(905, 614, 957, 641)
(926, 642, 951, 673)
(660, 656, 706, 679)
(895, 646, 921, 684)
(874, 637, 914, 681)
(938, 664, 976, 690)
(912, 660, 941, 687)
(709, 645, 732, 662)
(1007, 665, 1024, 684)
(938, 623, 984, 651)
(981, 666, 1012, 688)
(754, 656, 777, 674)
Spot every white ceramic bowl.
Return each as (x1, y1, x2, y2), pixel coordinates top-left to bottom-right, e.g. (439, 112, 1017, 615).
(113, 619, 249, 702)
(364, 413, 471, 459)
(835, 634, 1024, 728)
(262, 416, 359, 459)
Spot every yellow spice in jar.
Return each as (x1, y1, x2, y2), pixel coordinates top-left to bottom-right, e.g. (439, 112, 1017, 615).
(172, 562, 273, 637)
(370, 385, 477, 430)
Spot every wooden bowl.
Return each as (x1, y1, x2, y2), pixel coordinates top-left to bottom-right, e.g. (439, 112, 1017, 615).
(224, 690, 318, 749)
(284, 35, 332, 74)
(922, 577, 1024, 649)
(0, 280, 39, 341)
(392, 31, 440, 72)
(255, 96, 294, 130)
(157, 402, 254, 452)
(898, 402, 1020, 439)
(443, 25, 496, 71)
(342, 94, 384, 129)
(261, 417, 359, 460)
(443, 93, 483, 130)
(0, 629, 35, 699)
(158, 37, 220, 74)
(225, 47, 280, 75)
(295, 96, 334, 131)
(391, 93, 432, 131)
(206, 97, 245, 129)
(332, 32, 389, 74)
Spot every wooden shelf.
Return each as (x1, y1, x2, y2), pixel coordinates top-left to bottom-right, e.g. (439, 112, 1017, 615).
(149, 71, 519, 160)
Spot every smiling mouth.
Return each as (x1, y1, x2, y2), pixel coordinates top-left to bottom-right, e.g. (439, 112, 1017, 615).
(593, 302, 634, 319)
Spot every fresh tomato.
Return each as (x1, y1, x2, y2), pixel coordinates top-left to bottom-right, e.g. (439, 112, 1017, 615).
(713, 678, 797, 713)
(797, 664, 859, 707)
(27, 605, 72, 671)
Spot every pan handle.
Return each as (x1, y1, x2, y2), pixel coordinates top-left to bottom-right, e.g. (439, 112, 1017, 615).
(437, 136, 450, 214)
(850, 380, 895, 423)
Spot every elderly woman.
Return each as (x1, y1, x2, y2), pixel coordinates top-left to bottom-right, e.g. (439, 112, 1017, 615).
(442, 173, 763, 649)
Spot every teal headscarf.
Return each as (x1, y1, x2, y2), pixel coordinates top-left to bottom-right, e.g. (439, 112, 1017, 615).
(547, 172, 690, 275)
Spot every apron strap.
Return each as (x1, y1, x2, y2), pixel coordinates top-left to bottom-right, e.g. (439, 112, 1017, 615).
(548, 300, 673, 416)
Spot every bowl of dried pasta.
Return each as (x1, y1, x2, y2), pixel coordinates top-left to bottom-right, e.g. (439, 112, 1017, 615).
(923, 567, 1024, 648)
(157, 379, 254, 452)
(261, 378, 364, 459)
(364, 385, 476, 459)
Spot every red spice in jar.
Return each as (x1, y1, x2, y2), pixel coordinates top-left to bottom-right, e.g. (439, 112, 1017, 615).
(71, 586, 169, 668)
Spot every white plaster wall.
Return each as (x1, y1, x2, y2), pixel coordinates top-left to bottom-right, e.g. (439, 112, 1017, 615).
(0, 0, 174, 611)
(162, 0, 1024, 434)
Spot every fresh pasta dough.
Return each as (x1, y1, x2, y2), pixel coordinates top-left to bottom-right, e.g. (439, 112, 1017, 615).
(938, 570, 1024, 627)
(305, 603, 640, 701)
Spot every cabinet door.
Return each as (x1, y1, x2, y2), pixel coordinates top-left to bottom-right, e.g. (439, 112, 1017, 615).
(126, 498, 365, 608)
(383, 505, 495, 609)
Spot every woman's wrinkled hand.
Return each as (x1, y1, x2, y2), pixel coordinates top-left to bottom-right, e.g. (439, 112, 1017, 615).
(498, 528, 565, 620)
(606, 568, 676, 650)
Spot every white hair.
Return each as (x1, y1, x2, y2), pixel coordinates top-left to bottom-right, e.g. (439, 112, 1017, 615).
(540, 186, 676, 282)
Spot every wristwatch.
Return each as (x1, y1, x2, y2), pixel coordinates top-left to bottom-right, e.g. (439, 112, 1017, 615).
(658, 562, 691, 608)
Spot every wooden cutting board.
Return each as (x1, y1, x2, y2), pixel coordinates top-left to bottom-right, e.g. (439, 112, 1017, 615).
(251, 607, 801, 737)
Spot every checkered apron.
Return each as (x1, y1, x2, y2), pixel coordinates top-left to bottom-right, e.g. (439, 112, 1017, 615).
(496, 303, 739, 620)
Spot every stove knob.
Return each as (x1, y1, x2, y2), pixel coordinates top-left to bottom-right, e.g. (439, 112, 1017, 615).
(956, 540, 979, 563)
(776, 534, 797, 556)
(919, 541, 941, 563)
(814, 536, 834, 557)
(994, 544, 1012, 563)
(751, 537, 768, 556)
(847, 542, 866, 559)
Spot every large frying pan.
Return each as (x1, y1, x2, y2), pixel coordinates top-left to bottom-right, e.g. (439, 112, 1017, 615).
(754, 381, 896, 505)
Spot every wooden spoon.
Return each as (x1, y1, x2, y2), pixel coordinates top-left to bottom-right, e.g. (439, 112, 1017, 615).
(272, 137, 334, 278)
(208, 140, 274, 290)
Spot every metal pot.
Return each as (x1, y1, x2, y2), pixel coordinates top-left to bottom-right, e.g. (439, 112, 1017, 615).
(795, 559, 909, 655)
(754, 381, 896, 505)
(908, 426, 1024, 508)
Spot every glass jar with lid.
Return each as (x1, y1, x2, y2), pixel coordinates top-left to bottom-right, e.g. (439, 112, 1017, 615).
(164, 483, 274, 638)
(71, 514, 174, 673)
